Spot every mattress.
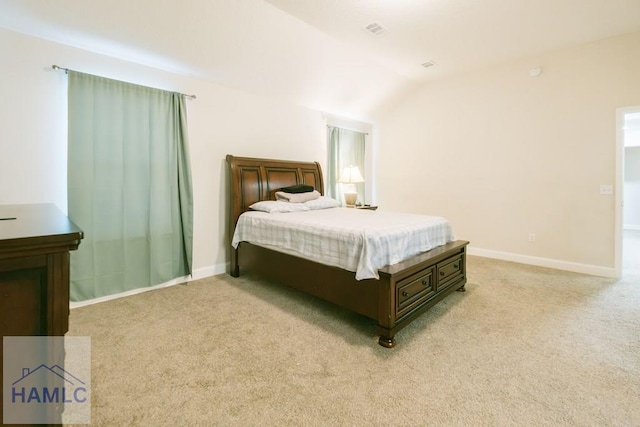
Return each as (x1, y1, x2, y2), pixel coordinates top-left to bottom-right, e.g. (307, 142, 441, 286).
(231, 207, 455, 280)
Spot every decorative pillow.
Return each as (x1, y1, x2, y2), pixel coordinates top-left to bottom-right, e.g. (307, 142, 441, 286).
(304, 196, 341, 210)
(249, 200, 310, 213)
(280, 184, 314, 194)
(275, 190, 321, 203)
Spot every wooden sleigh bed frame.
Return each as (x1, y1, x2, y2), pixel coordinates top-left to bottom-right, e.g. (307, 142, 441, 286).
(227, 155, 469, 348)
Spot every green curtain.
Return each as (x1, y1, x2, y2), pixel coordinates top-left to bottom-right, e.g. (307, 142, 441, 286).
(327, 126, 366, 204)
(67, 71, 193, 301)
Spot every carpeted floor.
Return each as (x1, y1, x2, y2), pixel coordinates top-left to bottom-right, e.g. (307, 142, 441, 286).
(66, 248, 640, 426)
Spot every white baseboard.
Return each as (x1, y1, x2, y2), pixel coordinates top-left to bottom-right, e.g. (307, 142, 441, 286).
(467, 246, 617, 278)
(624, 224, 640, 231)
(191, 263, 228, 280)
(70, 247, 620, 307)
(70, 262, 228, 309)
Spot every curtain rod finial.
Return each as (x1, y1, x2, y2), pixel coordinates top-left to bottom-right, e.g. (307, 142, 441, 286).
(52, 65, 69, 74)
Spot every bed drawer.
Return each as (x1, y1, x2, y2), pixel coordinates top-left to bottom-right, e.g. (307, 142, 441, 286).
(396, 267, 436, 318)
(436, 253, 464, 289)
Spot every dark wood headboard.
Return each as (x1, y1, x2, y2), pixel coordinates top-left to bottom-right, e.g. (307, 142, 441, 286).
(226, 155, 325, 241)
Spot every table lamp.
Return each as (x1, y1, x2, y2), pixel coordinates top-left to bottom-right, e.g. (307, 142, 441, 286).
(338, 165, 364, 207)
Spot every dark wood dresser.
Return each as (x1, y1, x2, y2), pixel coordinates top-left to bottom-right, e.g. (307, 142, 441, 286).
(0, 204, 83, 425)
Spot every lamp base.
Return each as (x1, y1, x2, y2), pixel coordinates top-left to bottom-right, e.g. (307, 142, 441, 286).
(344, 192, 357, 207)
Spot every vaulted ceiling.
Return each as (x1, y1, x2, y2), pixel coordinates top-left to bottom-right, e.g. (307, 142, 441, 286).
(1, 0, 639, 121)
(267, 0, 640, 83)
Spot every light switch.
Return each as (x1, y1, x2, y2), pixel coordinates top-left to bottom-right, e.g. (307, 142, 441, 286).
(600, 185, 613, 195)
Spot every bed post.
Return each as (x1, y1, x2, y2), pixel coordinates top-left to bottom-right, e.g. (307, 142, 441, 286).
(230, 247, 240, 277)
(227, 155, 239, 277)
(376, 274, 396, 348)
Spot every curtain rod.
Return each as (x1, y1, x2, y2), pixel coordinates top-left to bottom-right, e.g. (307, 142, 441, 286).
(51, 65, 196, 100)
(327, 125, 369, 135)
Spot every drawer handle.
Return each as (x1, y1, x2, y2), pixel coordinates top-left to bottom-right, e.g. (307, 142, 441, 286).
(453, 263, 459, 270)
(440, 271, 445, 277)
(402, 291, 410, 297)
(421, 279, 429, 286)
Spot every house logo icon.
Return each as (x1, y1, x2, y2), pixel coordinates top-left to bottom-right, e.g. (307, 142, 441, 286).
(11, 364, 88, 404)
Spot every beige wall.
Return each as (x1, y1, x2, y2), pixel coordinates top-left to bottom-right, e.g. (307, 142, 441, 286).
(0, 28, 327, 279)
(375, 31, 640, 274)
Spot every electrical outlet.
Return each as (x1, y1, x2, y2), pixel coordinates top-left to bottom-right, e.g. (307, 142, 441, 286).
(528, 233, 536, 243)
(600, 185, 613, 195)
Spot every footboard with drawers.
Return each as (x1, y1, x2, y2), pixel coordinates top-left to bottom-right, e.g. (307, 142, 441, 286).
(377, 240, 468, 346)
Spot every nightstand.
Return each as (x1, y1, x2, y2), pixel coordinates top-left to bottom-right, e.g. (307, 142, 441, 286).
(355, 205, 378, 210)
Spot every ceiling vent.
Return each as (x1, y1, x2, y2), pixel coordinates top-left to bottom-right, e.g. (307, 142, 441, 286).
(421, 60, 437, 69)
(363, 22, 386, 35)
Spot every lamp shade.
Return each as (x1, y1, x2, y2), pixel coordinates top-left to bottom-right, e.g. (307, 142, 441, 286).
(337, 165, 364, 184)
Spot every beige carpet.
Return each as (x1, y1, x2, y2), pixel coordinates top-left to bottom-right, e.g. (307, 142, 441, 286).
(66, 251, 640, 426)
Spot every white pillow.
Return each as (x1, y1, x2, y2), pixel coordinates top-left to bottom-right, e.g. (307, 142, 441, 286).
(275, 190, 321, 203)
(249, 200, 310, 213)
(304, 196, 341, 210)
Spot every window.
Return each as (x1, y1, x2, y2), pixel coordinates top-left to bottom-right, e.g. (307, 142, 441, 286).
(327, 126, 366, 205)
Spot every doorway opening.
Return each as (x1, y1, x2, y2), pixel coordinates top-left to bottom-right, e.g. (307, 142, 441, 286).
(616, 107, 640, 279)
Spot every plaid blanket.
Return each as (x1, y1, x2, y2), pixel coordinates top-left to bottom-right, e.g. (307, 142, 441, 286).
(232, 208, 454, 280)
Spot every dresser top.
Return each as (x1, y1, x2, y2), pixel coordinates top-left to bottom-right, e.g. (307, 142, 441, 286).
(0, 204, 83, 252)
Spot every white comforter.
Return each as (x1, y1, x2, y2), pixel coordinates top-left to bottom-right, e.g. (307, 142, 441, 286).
(231, 207, 454, 280)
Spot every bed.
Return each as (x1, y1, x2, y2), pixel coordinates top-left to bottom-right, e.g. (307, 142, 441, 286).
(227, 154, 469, 348)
